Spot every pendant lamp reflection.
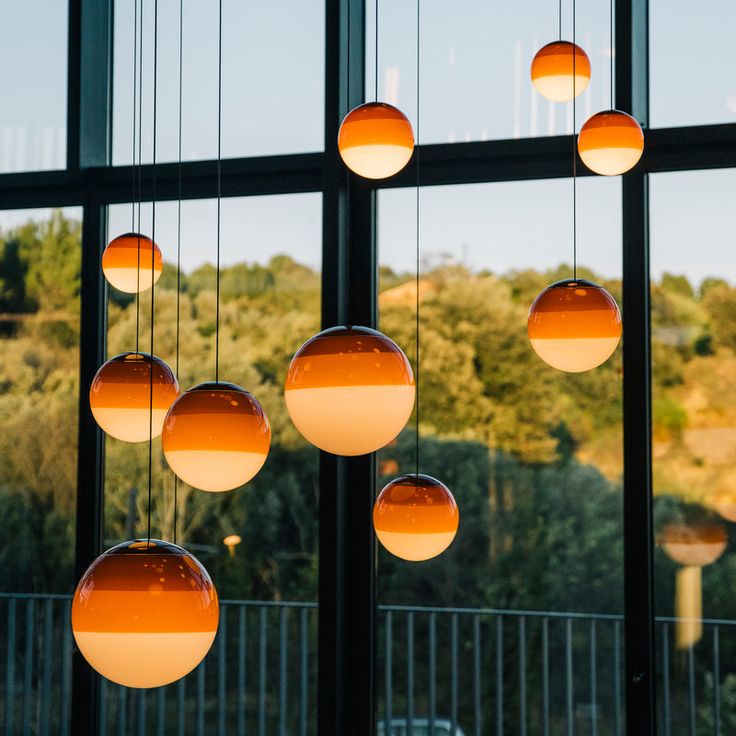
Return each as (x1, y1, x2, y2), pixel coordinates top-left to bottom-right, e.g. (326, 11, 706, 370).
(578, 110, 644, 176)
(72, 539, 219, 688)
(374, 473, 459, 561)
(90, 352, 179, 442)
(102, 233, 163, 293)
(338, 102, 415, 179)
(528, 279, 622, 373)
(162, 382, 271, 492)
(530, 41, 591, 102)
(284, 326, 415, 456)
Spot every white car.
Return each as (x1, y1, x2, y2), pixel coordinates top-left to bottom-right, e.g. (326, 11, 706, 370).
(377, 719, 467, 736)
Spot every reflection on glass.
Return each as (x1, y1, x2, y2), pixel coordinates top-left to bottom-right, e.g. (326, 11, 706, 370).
(652, 170, 736, 733)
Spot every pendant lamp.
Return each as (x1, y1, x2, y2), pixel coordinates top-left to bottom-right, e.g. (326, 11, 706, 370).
(162, 382, 271, 492)
(338, 102, 415, 180)
(72, 539, 218, 688)
(102, 233, 163, 293)
(373, 473, 459, 561)
(578, 110, 644, 176)
(90, 352, 179, 442)
(284, 326, 415, 456)
(528, 279, 622, 372)
(530, 41, 590, 102)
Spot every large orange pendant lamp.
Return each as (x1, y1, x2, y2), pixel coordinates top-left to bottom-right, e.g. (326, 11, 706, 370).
(528, 279, 622, 372)
(338, 102, 414, 180)
(578, 110, 644, 176)
(374, 474, 459, 561)
(102, 233, 163, 293)
(72, 539, 219, 688)
(90, 352, 179, 442)
(163, 382, 271, 492)
(284, 326, 415, 456)
(530, 41, 590, 102)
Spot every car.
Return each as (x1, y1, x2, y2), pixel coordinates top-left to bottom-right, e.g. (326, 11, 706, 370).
(376, 718, 467, 736)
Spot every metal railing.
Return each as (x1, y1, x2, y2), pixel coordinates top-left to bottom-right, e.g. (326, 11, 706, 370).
(2, 594, 734, 735)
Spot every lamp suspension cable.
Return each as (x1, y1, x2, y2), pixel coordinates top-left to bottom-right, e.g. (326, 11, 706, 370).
(558, 0, 562, 40)
(135, 0, 145, 355)
(375, 0, 379, 101)
(610, 0, 614, 109)
(146, 0, 160, 545)
(131, 0, 138, 233)
(215, 0, 223, 383)
(572, 0, 577, 281)
(173, 0, 184, 545)
(415, 0, 421, 476)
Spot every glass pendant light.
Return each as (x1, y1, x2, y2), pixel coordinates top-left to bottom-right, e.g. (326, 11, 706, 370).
(578, 110, 644, 175)
(337, 0, 414, 179)
(528, 279, 622, 372)
(72, 539, 219, 688)
(285, 326, 415, 456)
(338, 102, 414, 179)
(163, 382, 270, 492)
(373, 9, 458, 563)
(90, 352, 179, 442)
(374, 474, 459, 561)
(530, 41, 590, 102)
(102, 233, 163, 293)
(577, 0, 644, 175)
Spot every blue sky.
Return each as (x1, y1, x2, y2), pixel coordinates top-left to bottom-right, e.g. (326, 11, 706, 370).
(0, 0, 735, 284)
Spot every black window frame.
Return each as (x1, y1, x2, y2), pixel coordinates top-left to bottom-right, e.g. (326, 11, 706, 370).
(1, 0, 735, 733)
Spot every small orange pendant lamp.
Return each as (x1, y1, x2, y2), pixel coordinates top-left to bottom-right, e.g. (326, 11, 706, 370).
(163, 382, 271, 492)
(338, 102, 415, 179)
(284, 326, 415, 456)
(374, 474, 459, 561)
(528, 279, 622, 372)
(578, 110, 644, 176)
(530, 41, 591, 102)
(102, 233, 163, 294)
(89, 352, 179, 442)
(72, 539, 219, 688)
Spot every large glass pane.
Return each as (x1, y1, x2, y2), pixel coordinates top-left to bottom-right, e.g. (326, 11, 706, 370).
(651, 170, 736, 734)
(650, 0, 736, 129)
(112, 0, 325, 165)
(100, 193, 321, 731)
(0, 2, 67, 172)
(0, 207, 82, 733)
(377, 179, 624, 734)
(366, 0, 612, 144)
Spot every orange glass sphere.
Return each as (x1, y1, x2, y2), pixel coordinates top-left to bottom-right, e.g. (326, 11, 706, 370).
(528, 279, 622, 373)
(578, 110, 644, 176)
(660, 522, 727, 567)
(102, 233, 163, 293)
(72, 539, 219, 689)
(162, 382, 271, 492)
(338, 102, 414, 179)
(374, 474, 459, 561)
(90, 352, 179, 442)
(284, 326, 415, 456)
(530, 41, 591, 102)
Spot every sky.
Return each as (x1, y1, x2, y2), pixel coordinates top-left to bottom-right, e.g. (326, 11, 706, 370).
(0, 0, 735, 284)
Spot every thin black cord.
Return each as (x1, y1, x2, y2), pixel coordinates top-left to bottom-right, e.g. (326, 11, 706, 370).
(131, 0, 138, 231)
(572, 0, 577, 281)
(558, 0, 562, 40)
(215, 0, 223, 384)
(415, 0, 420, 478)
(375, 0, 379, 101)
(146, 0, 159, 546)
(173, 0, 184, 546)
(610, 0, 614, 109)
(135, 0, 145, 356)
